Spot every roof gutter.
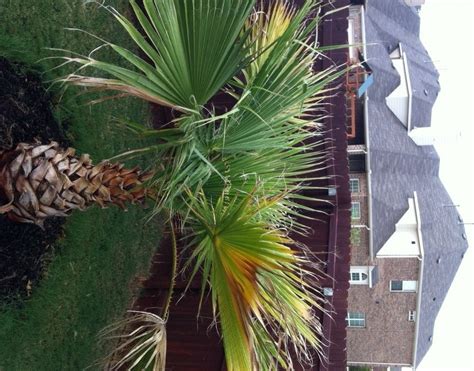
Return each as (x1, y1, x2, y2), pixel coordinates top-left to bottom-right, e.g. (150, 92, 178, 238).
(348, 361, 412, 367)
(412, 191, 425, 369)
(402, 51, 413, 132)
(360, 5, 375, 260)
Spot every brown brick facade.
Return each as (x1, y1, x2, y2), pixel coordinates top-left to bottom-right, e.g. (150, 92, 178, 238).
(347, 172, 420, 366)
(347, 255, 419, 365)
(349, 173, 370, 266)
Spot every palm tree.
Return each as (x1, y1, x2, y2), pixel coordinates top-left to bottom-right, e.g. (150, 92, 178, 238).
(4, 0, 343, 369)
(0, 141, 152, 228)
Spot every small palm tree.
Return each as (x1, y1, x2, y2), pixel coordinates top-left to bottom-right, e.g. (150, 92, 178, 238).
(0, 141, 152, 227)
(2, 0, 344, 369)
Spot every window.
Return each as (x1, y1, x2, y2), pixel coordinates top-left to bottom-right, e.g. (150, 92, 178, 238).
(390, 280, 417, 292)
(408, 310, 416, 322)
(349, 178, 360, 193)
(346, 312, 365, 328)
(349, 267, 369, 285)
(351, 202, 361, 219)
(350, 272, 368, 282)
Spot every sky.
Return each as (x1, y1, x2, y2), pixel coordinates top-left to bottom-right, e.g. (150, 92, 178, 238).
(412, 0, 474, 370)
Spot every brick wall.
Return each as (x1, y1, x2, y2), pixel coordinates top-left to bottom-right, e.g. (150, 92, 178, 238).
(347, 258, 419, 365)
(347, 170, 420, 366)
(349, 172, 370, 266)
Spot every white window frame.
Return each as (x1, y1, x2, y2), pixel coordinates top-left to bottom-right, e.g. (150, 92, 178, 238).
(349, 266, 369, 285)
(408, 310, 416, 322)
(346, 312, 366, 328)
(390, 280, 418, 292)
(349, 178, 360, 193)
(351, 202, 361, 219)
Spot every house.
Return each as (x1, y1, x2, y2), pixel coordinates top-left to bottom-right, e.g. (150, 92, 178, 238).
(345, 0, 469, 369)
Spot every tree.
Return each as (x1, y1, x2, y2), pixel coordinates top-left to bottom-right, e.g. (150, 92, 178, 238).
(2, 0, 344, 369)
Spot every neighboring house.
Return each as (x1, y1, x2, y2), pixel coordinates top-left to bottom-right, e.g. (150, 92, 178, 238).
(345, 0, 469, 369)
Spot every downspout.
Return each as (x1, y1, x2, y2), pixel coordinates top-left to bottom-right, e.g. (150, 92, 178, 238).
(412, 191, 425, 369)
(360, 5, 375, 260)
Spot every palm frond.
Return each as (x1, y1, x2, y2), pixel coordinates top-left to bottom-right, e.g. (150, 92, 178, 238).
(185, 190, 326, 370)
(59, 0, 256, 111)
(243, 0, 296, 81)
(199, 0, 342, 225)
(222, 1, 340, 153)
(99, 311, 167, 371)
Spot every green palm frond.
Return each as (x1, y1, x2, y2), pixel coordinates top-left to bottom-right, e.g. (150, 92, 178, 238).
(59, 0, 256, 111)
(184, 190, 326, 370)
(222, 1, 339, 153)
(199, 0, 342, 225)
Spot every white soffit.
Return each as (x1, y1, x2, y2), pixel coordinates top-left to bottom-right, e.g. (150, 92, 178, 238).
(377, 198, 421, 257)
(405, 0, 426, 6)
(385, 52, 413, 129)
(409, 127, 436, 146)
(389, 44, 402, 59)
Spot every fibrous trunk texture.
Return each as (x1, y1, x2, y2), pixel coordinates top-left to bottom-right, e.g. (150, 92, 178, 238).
(0, 142, 152, 227)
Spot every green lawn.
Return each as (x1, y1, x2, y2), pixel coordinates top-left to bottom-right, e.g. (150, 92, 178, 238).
(0, 1, 161, 370)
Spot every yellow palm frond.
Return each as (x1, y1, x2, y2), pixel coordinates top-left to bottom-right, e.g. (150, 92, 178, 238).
(244, 0, 296, 80)
(185, 190, 326, 370)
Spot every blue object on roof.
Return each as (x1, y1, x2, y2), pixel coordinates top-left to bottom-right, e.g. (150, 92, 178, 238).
(357, 74, 374, 98)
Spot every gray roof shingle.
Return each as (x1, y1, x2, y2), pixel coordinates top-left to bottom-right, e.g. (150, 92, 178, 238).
(364, 0, 469, 366)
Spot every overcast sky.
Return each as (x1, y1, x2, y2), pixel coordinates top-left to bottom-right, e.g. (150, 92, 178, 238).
(413, 0, 474, 370)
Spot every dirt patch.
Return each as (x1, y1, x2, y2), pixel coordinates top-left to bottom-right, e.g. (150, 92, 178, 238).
(0, 57, 68, 303)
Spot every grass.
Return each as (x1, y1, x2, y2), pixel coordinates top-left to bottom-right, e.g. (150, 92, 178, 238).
(0, 1, 161, 370)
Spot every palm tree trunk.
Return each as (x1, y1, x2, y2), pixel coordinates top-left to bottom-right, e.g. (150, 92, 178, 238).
(0, 142, 152, 227)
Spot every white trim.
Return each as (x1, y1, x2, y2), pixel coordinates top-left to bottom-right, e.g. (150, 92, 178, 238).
(402, 51, 413, 131)
(412, 191, 425, 368)
(351, 224, 370, 230)
(385, 46, 413, 130)
(377, 255, 418, 259)
(368, 266, 376, 288)
(347, 362, 412, 367)
(360, 5, 367, 60)
(376, 198, 421, 258)
(385, 58, 410, 127)
(348, 147, 367, 154)
(348, 18, 356, 63)
(390, 280, 418, 292)
(350, 266, 370, 285)
(359, 5, 374, 260)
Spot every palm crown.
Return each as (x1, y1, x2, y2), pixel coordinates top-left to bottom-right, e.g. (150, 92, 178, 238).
(1, 1, 344, 369)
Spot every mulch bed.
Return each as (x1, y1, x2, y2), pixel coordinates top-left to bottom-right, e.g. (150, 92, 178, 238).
(0, 57, 68, 303)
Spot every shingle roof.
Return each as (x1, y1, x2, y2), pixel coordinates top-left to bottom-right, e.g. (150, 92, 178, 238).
(364, 0, 469, 366)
